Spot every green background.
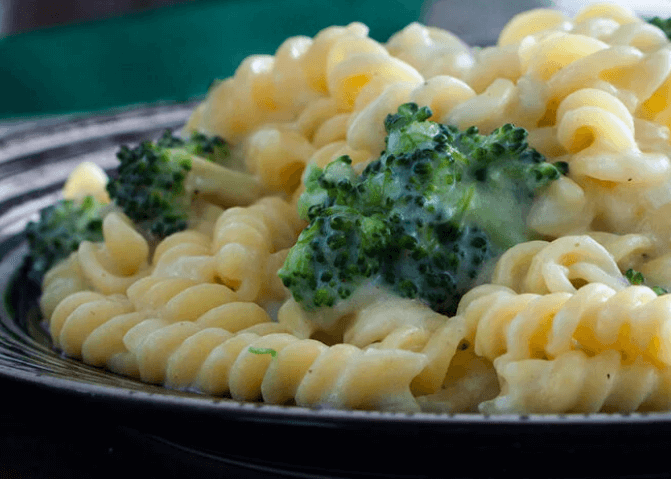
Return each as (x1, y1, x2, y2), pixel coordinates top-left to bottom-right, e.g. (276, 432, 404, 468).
(0, 0, 427, 119)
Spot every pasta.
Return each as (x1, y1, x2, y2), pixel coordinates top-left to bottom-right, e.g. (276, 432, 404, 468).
(480, 350, 671, 413)
(35, 3, 671, 414)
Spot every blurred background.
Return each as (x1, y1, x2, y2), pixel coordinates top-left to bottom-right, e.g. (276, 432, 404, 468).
(2, 0, 671, 119)
(0, 0, 190, 35)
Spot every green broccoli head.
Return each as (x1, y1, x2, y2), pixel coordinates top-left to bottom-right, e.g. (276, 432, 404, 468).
(107, 132, 193, 239)
(279, 103, 565, 315)
(24, 195, 106, 284)
(106, 130, 263, 239)
(282, 196, 390, 309)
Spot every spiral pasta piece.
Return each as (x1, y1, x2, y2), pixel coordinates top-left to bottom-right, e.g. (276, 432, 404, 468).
(541, 46, 643, 124)
(115, 316, 428, 411)
(81, 311, 148, 372)
(50, 290, 106, 344)
(76, 241, 149, 295)
(160, 283, 237, 323)
(497, 9, 571, 47)
(416, 349, 499, 413)
(279, 292, 468, 398)
(151, 237, 216, 283)
(458, 281, 671, 368)
(165, 327, 235, 388)
(243, 126, 315, 194)
(385, 22, 474, 80)
(347, 81, 420, 154)
(212, 197, 301, 302)
(100, 212, 149, 276)
(55, 293, 134, 358)
(295, 97, 345, 141)
(73, 213, 150, 295)
(410, 75, 476, 123)
(62, 161, 110, 203)
(126, 276, 199, 312)
(523, 33, 609, 82)
(573, 3, 638, 26)
(444, 78, 518, 133)
(480, 350, 671, 414)
(300, 22, 369, 94)
(271, 35, 321, 116)
(49, 290, 148, 377)
(342, 295, 448, 348)
(609, 22, 669, 53)
(39, 252, 89, 319)
(327, 53, 423, 111)
(195, 301, 273, 332)
(527, 175, 593, 237)
(556, 89, 671, 185)
(491, 235, 626, 295)
(586, 231, 655, 271)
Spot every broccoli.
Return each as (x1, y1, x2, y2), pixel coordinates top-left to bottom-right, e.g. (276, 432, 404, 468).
(106, 130, 263, 239)
(24, 130, 259, 283)
(24, 195, 107, 284)
(278, 103, 565, 318)
(154, 130, 230, 164)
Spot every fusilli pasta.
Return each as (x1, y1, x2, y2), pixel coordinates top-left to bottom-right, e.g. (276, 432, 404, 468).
(36, 3, 671, 414)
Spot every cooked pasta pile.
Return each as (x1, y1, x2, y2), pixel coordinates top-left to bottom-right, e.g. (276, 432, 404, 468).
(39, 3, 671, 413)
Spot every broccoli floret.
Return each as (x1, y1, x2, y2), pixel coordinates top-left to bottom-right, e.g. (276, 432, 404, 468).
(24, 195, 107, 284)
(107, 130, 263, 239)
(279, 103, 565, 316)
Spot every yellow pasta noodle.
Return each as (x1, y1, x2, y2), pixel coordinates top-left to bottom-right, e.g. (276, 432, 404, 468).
(491, 235, 627, 294)
(62, 162, 111, 203)
(480, 350, 671, 414)
(458, 281, 671, 368)
(386, 22, 474, 80)
(39, 252, 89, 319)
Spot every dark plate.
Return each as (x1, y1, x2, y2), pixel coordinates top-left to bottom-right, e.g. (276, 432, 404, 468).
(2, 103, 671, 479)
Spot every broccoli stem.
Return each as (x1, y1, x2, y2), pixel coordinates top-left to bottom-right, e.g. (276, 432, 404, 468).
(186, 155, 265, 207)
